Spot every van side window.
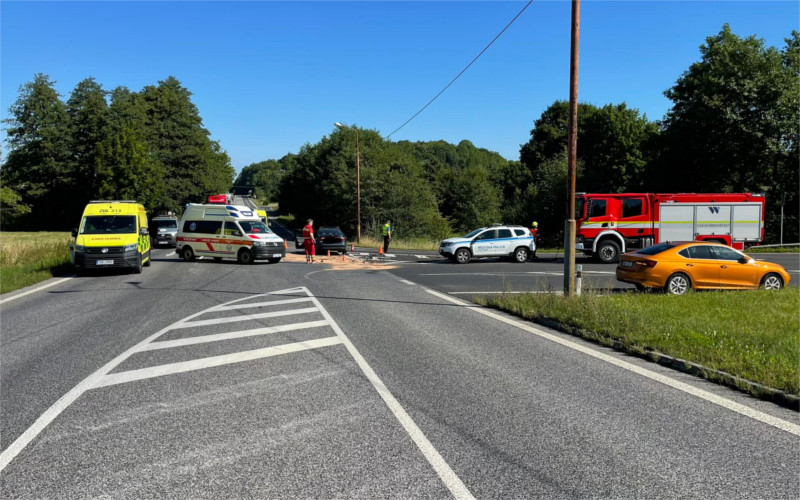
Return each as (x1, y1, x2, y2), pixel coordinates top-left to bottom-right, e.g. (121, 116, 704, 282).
(513, 229, 526, 237)
(589, 199, 607, 218)
(497, 229, 512, 239)
(622, 198, 643, 218)
(183, 220, 223, 234)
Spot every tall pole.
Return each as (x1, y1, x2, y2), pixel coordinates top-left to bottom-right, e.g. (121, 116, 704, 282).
(563, 0, 580, 296)
(356, 128, 361, 243)
(780, 191, 785, 246)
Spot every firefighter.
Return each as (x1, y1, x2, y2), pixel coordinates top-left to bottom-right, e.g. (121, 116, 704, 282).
(382, 220, 392, 253)
(303, 219, 316, 263)
(530, 221, 539, 259)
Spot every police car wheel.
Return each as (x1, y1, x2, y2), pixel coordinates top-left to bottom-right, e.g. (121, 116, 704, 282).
(455, 248, 471, 264)
(513, 247, 528, 263)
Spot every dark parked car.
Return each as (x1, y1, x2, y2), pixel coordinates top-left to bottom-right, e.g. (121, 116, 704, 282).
(150, 215, 179, 247)
(316, 226, 347, 254)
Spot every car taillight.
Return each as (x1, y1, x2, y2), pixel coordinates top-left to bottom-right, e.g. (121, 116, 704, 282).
(635, 259, 657, 268)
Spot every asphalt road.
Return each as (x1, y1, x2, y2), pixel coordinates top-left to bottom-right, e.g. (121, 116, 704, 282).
(1, 247, 798, 498)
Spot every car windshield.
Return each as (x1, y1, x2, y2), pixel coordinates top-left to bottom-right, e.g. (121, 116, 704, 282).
(638, 242, 676, 255)
(155, 219, 177, 229)
(463, 229, 484, 238)
(239, 221, 271, 234)
(81, 216, 137, 234)
(319, 230, 344, 237)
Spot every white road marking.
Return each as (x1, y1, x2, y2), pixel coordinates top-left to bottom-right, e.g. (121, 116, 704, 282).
(140, 320, 331, 351)
(421, 271, 616, 277)
(0, 277, 74, 305)
(166, 251, 176, 257)
(450, 291, 562, 295)
(415, 255, 429, 259)
(307, 290, 474, 499)
(398, 279, 416, 285)
(0, 290, 295, 473)
(172, 307, 318, 328)
(209, 297, 313, 311)
(97, 337, 343, 388)
(425, 288, 800, 437)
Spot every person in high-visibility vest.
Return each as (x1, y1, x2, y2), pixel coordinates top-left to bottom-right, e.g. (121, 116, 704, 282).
(530, 221, 539, 259)
(303, 219, 316, 263)
(382, 220, 392, 253)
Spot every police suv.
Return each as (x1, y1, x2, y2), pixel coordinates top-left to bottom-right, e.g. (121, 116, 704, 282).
(439, 224, 536, 264)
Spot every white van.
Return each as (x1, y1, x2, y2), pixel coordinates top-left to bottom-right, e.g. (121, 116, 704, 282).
(177, 204, 285, 264)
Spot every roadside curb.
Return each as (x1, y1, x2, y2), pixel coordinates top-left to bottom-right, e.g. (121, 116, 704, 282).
(529, 316, 800, 411)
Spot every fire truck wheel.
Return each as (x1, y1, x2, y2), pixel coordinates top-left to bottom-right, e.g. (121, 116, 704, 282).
(760, 273, 783, 290)
(665, 273, 691, 295)
(237, 248, 254, 265)
(596, 240, 620, 264)
(182, 246, 195, 262)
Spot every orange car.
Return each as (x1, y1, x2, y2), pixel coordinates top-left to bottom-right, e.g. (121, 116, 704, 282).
(616, 241, 790, 295)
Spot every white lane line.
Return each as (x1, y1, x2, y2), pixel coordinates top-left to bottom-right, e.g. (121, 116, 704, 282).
(0, 277, 74, 305)
(420, 271, 616, 277)
(398, 279, 416, 285)
(307, 289, 474, 499)
(139, 320, 331, 351)
(425, 288, 800, 437)
(166, 251, 176, 257)
(209, 297, 313, 311)
(97, 337, 343, 388)
(415, 255, 430, 259)
(0, 292, 272, 473)
(173, 307, 318, 328)
(450, 291, 561, 295)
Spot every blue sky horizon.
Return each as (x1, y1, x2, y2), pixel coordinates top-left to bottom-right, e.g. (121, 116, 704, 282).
(2, 1, 798, 173)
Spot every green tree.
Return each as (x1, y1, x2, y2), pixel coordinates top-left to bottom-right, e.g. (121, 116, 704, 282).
(96, 125, 165, 210)
(66, 78, 108, 214)
(234, 159, 286, 202)
(1, 74, 73, 229)
(659, 25, 799, 242)
(138, 77, 234, 213)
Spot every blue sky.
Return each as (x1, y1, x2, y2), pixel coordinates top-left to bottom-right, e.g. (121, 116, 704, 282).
(2, 1, 798, 172)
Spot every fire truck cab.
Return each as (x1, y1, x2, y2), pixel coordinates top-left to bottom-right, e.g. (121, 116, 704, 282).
(575, 192, 765, 263)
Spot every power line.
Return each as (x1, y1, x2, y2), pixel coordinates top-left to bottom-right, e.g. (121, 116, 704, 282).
(386, 0, 534, 139)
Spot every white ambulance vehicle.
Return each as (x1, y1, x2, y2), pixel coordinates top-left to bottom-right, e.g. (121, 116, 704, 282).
(177, 204, 285, 264)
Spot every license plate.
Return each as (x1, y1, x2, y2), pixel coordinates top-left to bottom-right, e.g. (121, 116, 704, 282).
(272, 253, 282, 258)
(620, 261, 633, 267)
(96, 260, 113, 265)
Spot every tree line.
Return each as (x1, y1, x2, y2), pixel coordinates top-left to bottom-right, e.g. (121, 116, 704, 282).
(3, 26, 797, 245)
(1, 75, 234, 229)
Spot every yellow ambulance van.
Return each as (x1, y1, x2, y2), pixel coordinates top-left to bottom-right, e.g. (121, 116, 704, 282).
(70, 201, 151, 273)
(177, 204, 285, 264)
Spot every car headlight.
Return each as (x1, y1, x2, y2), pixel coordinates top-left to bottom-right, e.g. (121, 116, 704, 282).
(441, 242, 453, 247)
(74, 245, 85, 252)
(253, 240, 265, 246)
(123, 243, 138, 252)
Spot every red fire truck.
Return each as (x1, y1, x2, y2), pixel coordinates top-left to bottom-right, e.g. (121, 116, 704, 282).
(575, 192, 765, 263)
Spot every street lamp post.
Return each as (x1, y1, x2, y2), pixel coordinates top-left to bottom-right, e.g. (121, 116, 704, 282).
(335, 122, 361, 243)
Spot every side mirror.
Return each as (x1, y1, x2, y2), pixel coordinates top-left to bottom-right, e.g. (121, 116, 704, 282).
(232, 230, 242, 237)
(71, 228, 78, 238)
(738, 256, 750, 264)
(140, 227, 149, 236)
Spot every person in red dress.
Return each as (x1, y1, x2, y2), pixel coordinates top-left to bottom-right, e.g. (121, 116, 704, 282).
(303, 219, 316, 263)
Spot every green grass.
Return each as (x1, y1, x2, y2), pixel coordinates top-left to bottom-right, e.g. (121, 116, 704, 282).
(0, 232, 73, 294)
(483, 289, 800, 394)
(746, 246, 799, 253)
(358, 235, 442, 251)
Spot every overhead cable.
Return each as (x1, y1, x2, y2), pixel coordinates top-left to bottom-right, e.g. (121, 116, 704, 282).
(385, 0, 535, 139)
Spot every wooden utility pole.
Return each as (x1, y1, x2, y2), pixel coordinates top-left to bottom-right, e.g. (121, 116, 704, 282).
(564, 0, 580, 295)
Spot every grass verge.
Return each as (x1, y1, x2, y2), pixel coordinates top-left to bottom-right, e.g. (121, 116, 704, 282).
(482, 289, 800, 395)
(1, 232, 73, 294)
(747, 246, 799, 253)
